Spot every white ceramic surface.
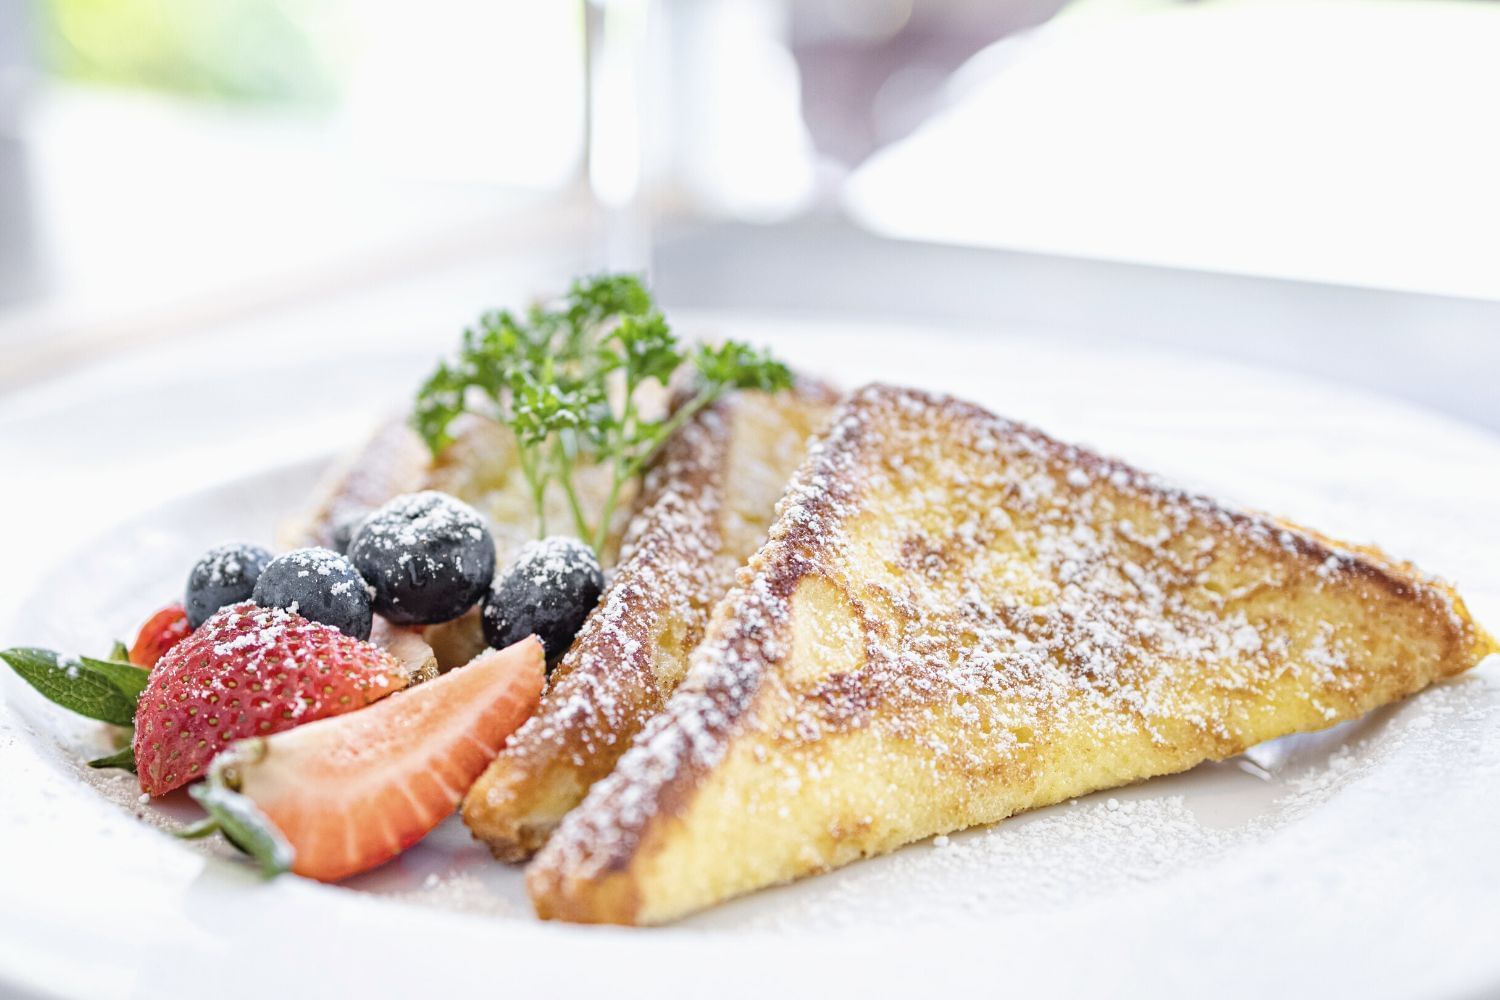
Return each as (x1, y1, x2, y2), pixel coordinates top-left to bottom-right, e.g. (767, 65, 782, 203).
(2, 321, 1498, 999)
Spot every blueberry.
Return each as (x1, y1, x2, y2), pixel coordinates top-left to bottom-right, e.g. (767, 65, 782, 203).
(348, 491, 496, 626)
(251, 547, 372, 639)
(328, 507, 369, 555)
(185, 543, 273, 628)
(482, 537, 604, 665)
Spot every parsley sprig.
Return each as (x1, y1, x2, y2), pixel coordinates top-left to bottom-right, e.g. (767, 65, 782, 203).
(413, 275, 792, 553)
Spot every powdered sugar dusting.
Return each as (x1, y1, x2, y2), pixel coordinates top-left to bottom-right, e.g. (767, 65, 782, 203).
(509, 537, 599, 592)
(538, 383, 1490, 894)
(465, 383, 838, 857)
(496, 402, 734, 770)
(354, 490, 487, 551)
(349, 491, 489, 599)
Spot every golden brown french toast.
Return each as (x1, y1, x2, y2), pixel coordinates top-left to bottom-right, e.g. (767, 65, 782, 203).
(462, 381, 838, 860)
(528, 384, 1497, 925)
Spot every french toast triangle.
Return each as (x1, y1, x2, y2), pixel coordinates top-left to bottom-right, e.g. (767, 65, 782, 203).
(462, 380, 839, 860)
(527, 383, 1498, 925)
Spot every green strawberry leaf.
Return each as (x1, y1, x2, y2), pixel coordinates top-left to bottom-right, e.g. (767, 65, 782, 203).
(185, 781, 294, 878)
(0, 648, 140, 726)
(88, 744, 137, 772)
(108, 640, 130, 663)
(175, 816, 220, 839)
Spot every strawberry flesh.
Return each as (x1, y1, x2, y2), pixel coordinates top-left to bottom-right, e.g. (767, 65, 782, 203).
(134, 602, 408, 797)
(225, 637, 545, 881)
(129, 603, 192, 669)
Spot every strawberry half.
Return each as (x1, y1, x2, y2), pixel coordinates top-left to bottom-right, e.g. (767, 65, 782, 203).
(129, 603, 192, 669)
(135, 602, 408, 797)
(203, 637, 544, 882)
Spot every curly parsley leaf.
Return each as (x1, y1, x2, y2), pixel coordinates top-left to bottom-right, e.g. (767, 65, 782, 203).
(411, 274, 792, 553)
(612, 312, 681, 388)
(412, 361, 470, 454)
(693, 341, 794, 394)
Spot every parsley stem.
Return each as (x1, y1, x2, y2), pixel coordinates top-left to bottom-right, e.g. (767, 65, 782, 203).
(591, 401, 634, 554)
(623, 387, 718, 481)
(515, 443, 548, 539)
(592, 462, 627, 555)
(553, 436, 592, 542)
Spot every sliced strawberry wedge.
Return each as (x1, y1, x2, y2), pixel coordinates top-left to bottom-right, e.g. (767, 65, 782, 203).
(129, 603, 192, 669)
(210, 637, 545, 882)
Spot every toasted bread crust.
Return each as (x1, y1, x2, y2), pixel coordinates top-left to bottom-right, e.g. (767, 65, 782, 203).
(461, 382, 839, 860)
(528, 384, 1497, 924)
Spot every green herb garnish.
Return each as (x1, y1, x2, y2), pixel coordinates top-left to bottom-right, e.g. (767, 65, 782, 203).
(2, 643, 148, 772)
(179, 748, 293, 878)
(0, 647, 147, 728)
(88, 744, 138, 773)
(412, 274, 792, 554)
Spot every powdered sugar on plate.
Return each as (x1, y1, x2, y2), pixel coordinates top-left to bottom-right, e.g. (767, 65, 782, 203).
(4, 332, 1500, 974)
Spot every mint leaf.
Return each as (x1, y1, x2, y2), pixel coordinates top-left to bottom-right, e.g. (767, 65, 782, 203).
(88, 744, 137, 772)
(77, 656, 150, 702)
(1, 648, 139, 726)
(185, 781, 294, 878)
(108, 640, 130, 663)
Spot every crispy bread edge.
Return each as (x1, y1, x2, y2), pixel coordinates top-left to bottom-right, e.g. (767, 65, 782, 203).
(462, 392, 741, 859)
(464, 380, 840, 860)
(526, 383, 1498, 924)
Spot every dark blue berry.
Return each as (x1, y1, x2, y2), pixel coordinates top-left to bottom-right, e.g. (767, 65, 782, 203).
(482, 537, 604, 665)
(251, 547, 372, 639)
(185, 543, 273, 628)
(328, 507, 368, 555)
(348, 491, 495, 626)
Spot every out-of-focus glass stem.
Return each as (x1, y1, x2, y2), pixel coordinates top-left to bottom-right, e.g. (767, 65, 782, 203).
(584, 0, 654, 274)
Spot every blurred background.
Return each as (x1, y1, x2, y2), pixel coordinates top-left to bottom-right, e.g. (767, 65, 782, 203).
(2, 0, 1499, 427)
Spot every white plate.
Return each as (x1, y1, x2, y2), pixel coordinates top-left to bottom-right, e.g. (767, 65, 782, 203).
(2, 320, 1499, 999)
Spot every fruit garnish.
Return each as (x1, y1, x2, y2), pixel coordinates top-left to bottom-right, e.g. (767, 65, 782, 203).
(328, 508, 368, 555)
(129, 603, 192, 668)
(178, 781, 294, 877)
(483, 537, 604, 666)
(0, 646, 148, 727)
(349, 491, 496, 626)
(2, 634, 165, 773)
(178, 638, 545, 881)
(134, 601, 407, 796)
(88, 744, 139, 772)
(185, 543, 272, 628)
(412, 273, 793, 554)
(250, 547, 373, 640)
